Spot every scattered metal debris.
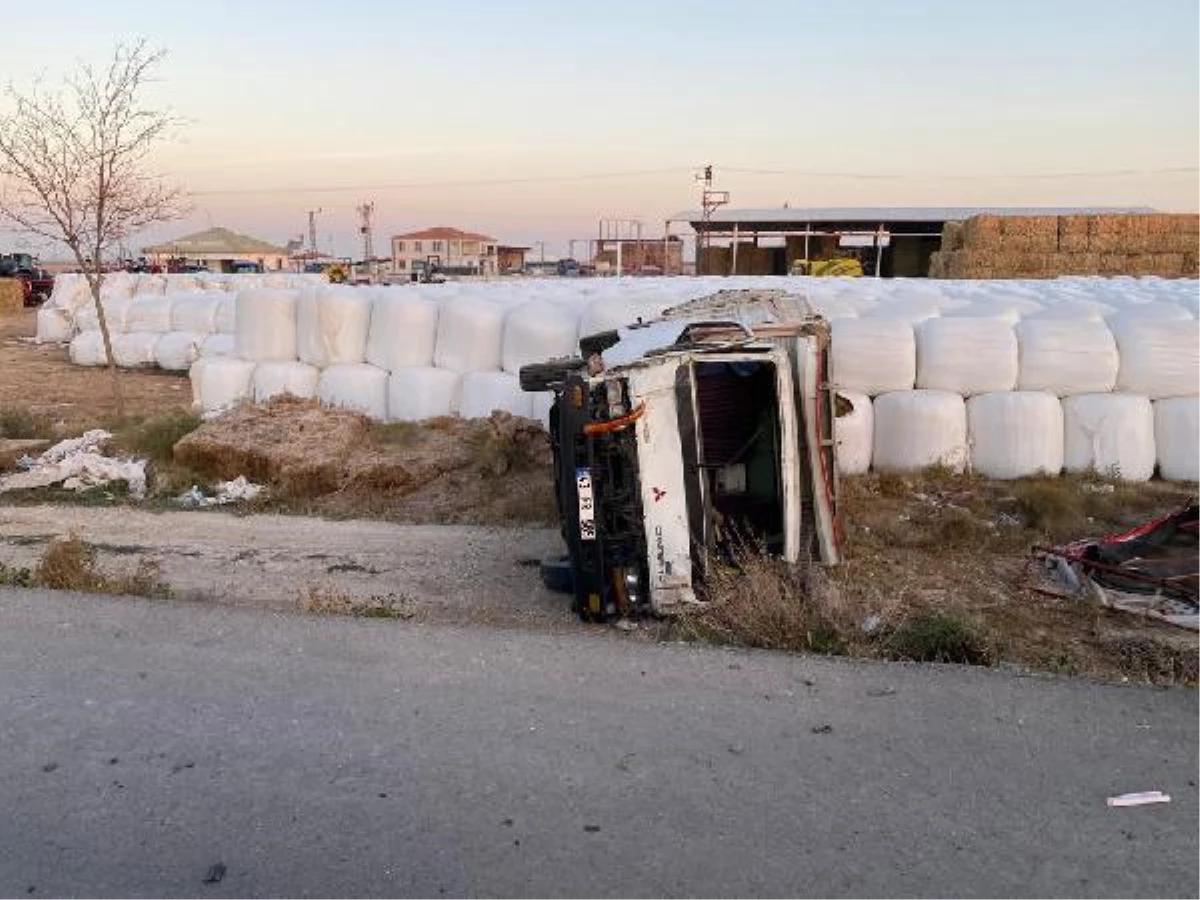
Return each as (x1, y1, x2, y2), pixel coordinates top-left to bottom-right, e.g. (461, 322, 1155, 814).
(1107, 791, 1171, 807)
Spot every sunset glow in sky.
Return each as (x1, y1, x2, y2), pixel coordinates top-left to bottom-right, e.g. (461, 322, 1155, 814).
(4, 0, 1198, 258)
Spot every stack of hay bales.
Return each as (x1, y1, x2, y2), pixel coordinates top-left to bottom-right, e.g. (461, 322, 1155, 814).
(0, 279, 24, 314)
(930, 213, 1199, 279)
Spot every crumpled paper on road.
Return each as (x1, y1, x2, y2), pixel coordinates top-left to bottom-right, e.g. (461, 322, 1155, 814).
(0, 430, 147, 498)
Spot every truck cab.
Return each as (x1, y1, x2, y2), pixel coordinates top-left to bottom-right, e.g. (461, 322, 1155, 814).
(521, 289, 841, 621)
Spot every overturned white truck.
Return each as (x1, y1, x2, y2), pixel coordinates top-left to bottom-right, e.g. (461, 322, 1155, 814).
(520, 289, 842, 622)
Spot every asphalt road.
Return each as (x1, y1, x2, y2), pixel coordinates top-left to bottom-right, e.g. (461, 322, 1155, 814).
(1, 587, 1196, 899)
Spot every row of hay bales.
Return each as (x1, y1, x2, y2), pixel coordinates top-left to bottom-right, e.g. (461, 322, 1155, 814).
(930, 213, 1199, 279)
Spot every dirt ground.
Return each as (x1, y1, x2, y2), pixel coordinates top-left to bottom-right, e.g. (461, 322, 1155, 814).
(0, 310, 192, 427)
(1, 308, 1196, 683)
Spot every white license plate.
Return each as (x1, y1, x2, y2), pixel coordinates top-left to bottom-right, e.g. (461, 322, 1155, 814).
(576, 468, 596, 541)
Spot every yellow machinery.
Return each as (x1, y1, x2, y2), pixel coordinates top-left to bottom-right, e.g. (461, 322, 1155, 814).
(789, 258, 864, 277)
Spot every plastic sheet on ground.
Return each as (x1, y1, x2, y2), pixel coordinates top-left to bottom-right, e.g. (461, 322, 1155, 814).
(177, 475, 263, 508)
(0, 430, 146, 498)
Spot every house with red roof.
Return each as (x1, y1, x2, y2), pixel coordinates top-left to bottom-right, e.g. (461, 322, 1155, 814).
(390, 226, 499, 276)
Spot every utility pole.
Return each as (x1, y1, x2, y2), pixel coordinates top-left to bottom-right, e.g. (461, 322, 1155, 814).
(306, 208, 323, 263)
(695, 165, 729, 276)
(357, 201, 375, 279)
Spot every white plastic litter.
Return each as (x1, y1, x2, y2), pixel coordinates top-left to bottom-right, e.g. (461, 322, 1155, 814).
(916, 318, 1018, 395)
(154, 331, 204, 372)
(235, 288, 298, 361)
(502, 301, 581, 374)
(0, 430, 145, 498)
(967, 392, 1064, 479)
(872, 390, 968, 473)
(317, 363, 389, 420)
(110, 332, 160, 368)
(457, 371, 534, 419)
(366, 293, 439, 371)
(189, 357, 256, 416)
(830, 318, 916, 395)
(1107, 792, 1171, 808)
(252, 360, 320, 403)
(834, 392, 873, 475)
(1063, 394, 1156, 482)
(1016, 319, 1119, 396)
(434, 298, 505, 372)
(177, 475, 263, 507)
(386, 367, 461, 421)
(296, 286, 373, 367)
(123, 295, 174, 333)
(35, 307, 74, 343)
(1111, 319, 1200, 399)
(1154, 397, 1199, 482)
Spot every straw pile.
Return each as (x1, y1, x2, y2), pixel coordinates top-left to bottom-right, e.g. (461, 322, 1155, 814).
(0, 279, 24, 314)
(931, 213, 1199, 278)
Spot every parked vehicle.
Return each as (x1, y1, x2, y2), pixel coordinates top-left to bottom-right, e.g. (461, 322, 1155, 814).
(520, 289, 841, 621)
(0, 253, 55, 306)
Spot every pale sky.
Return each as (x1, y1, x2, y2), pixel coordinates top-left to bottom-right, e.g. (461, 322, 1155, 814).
(3, 0, 1198, 259)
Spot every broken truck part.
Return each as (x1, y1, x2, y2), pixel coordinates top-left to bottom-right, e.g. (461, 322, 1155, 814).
(520, 289, 841, 622)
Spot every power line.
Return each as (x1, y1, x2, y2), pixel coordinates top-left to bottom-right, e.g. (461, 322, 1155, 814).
(191, 167, 697, 197)
(719, 165, 1199, 181)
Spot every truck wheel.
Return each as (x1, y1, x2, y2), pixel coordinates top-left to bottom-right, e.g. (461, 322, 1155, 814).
(539, 555, 574, 594)
(519, 358, 584, 393)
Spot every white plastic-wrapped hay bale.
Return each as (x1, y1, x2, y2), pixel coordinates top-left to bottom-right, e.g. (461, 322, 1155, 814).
(123, 295, 175, 333)
(578, 296, 655, 339)
(189, 357, 256, 415)
(1026, 299, 1117, 321)
(317, 363, 388, 420)
(1106, 302, 1193, 325)
(132, 273, 167, 296)
(860, 295, 944, 323)
(502, 301, 580, 375)
(1154, 397, 1199, 482)
(296, 285, 373, 367)
(154, 332, 204, 372)
(529, 390, 555, 430)
(1111, 319, 1200, 399)
(68, 331, 107, 367)
(75, 295, 132, 333)
(967, 392, 1064, 479)
(916, 318, 1018, 395)
(457, 371, 534, 419)
(433, 297, 505, 372)
(1015, 319, 1119, 396)
(199, 333, 236, 358)
(98, 271, 136, 301)
(366, 293, 439, 371)
(110, 332, 160, 368)
(872, 390, 968, 473)
(386, 367, 461, 421)
(235, 288, 298, 361)
(252, 361, 320, 404)
(169, 291, 226, 334)
(214, 295, 236, 334)
(1062, 394, 1156, 482)
(830, 318, 916, 396)
(35, 307, 74, 343)
(834, 391, 873, 476)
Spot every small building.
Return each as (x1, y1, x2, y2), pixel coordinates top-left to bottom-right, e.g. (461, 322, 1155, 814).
(391, 227, 499, 276)
(497, 245, 529, 274)
(142, 227, 291, 272)
(667, 206, 1152, 277)
(592, 236, 684, 275)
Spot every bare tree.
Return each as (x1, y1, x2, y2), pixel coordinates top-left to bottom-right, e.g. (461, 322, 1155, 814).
(0, 39, 186, 417)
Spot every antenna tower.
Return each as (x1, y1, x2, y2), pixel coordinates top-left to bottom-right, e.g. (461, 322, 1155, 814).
(695, 165, 729, 275)
(357, 201, 375, 262)
(306, 208, 323, 260)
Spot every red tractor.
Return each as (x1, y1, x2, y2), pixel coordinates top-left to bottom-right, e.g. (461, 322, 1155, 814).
(0, 253, 55, 306)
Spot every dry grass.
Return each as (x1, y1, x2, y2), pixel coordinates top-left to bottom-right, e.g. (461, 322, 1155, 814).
(298, 582, 415, 619)
(110, 410, 203, 465)
(33, 534, 171, 598)
(0, 406, 55, 440)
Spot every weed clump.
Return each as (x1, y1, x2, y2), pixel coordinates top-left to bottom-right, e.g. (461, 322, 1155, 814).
(33, 534, 171, 598)
(885, 612, 993, 666)
(113, 410, 202, 465)
(0, 406, 54, 440)
(298, 583, 415, 619)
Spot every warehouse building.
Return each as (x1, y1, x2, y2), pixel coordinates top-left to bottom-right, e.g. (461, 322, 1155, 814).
(666, 206, 1153, 277)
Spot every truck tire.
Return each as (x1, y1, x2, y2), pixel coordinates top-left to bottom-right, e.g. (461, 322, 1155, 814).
(519, 358, 584, 393)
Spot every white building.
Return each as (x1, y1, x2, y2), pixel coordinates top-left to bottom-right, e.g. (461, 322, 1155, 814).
(391, 226, 498, 276)
(142, 227, 290, 272)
